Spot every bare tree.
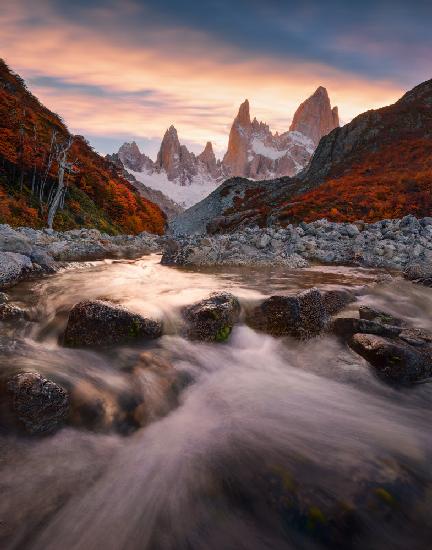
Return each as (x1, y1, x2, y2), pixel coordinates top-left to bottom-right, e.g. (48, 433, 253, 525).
(47, 137, 76, 229)
(39, 129, 57, 204)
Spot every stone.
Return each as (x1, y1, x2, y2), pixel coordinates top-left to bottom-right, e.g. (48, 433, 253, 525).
(0, 227, 32, 255)
(63, 300, 163, 347)
(321, 289, 356, 315)
(0, 303, 26, 321)
(3, 372, 69, 434)
(331, 317, 402, 339)
(358, 306, 406, 327)
(349, 333, 432, 383)
(182, 292, 241, 342)
(247, 287, 328, 339)
(0, 251, 33, 289)
(404, 264, 432, 286)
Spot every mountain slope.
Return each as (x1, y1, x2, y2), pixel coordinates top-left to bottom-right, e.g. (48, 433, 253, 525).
(171, 77, 432, 234)
(106, 152, 183, 220)
(0, 59, 165, 234)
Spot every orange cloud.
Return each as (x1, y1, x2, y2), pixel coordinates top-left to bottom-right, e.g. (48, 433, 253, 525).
(0, 1, 405, 157)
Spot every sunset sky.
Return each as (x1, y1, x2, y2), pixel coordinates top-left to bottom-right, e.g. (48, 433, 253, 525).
(1, 0, 430, 159)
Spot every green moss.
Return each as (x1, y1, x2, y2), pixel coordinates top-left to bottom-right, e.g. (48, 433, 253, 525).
(307, 506, 327, 531)
(215, 326, 232, 342)
(129, 319, 142, 338)
(374, 487, 395, 506)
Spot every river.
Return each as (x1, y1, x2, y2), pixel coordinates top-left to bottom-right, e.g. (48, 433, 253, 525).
(1, 255, 431, 549)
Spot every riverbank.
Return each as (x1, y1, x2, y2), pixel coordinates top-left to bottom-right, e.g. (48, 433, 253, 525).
(0, 224, 161, 290)
(163, 215, 432, 270)
(2, 215, 432, 291)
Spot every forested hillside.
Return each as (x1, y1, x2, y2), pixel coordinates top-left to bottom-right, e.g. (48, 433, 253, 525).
(0, 59, 165, 234)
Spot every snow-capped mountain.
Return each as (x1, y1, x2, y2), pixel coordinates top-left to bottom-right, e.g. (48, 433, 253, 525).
(222, 87, 339, 179)
(118, 128, 222, 208)
(117, 86, 339, 207)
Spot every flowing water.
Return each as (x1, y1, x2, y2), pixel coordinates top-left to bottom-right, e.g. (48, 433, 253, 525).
(1, 255, 432, 549)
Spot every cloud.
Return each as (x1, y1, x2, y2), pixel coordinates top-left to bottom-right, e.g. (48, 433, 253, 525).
(0, 0, 420, 157)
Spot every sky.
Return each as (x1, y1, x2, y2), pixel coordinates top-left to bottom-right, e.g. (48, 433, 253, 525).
(0, 0, 430, 159)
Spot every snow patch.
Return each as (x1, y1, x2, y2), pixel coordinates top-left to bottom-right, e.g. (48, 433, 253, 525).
(129, 170, 218, 209)
(251, 138, 288, 160)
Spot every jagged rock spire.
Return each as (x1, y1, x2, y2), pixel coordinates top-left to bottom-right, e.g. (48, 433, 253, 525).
(289, 86, 339, 145)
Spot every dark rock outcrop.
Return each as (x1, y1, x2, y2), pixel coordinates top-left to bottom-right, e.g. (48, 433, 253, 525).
(349, 333, 432, 383)
(63, 300, 162, 348)
(321, 289, 356, 315)
(332, 317, 402, 339)
(182, 292, 241, 342)
(2, 372, 69, 434)
(247, 288, 328, 339)
(358, 306, 407, 327)
(0, 303, 26, 321)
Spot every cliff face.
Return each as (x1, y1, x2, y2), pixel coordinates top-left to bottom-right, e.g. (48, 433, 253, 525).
(289, 86, 339, 146)
(118, 141, 154, 173)
(221, 88, 338, 180)
(0, 59, 165, 234)
(119, 87, 339, 191)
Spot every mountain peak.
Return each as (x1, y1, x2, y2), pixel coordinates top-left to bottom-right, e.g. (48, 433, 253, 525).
(236, 99, 251, 127)
(289, 86, 339, 145)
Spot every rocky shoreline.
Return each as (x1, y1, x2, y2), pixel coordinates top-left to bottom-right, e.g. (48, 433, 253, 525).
(0, 224, 162, 290)
(2, 215, 432, 291)
(164, 215, 432, 270)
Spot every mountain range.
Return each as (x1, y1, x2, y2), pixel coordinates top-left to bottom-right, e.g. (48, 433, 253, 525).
(171, 77, 432, 234)
(117, 86, 339, 206)
(0, 58, 431, 237)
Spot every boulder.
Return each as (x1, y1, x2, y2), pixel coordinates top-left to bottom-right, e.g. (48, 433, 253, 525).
(0, 227, 32, 255)
(63, 300, 163, 347)
(321, 289, 356, 315)
(358, 306, 407, 327)
(332, 317, 402, 339)
(182, 292, 241, 342)
(404, 264, 432, 287)
(0, 251, 33, 289)
(248, 288, 328, 339)
(0, 303, 26, 321)
(349, 333, 432, 383)
(2, 371, 69, 434)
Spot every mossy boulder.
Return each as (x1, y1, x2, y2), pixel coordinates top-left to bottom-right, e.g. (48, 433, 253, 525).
(63, 299, 162, 348)
(182, 292, 241, 342)
(349, 333, 432, 383)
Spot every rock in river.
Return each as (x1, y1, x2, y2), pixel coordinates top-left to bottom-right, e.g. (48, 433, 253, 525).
(247, 288, 328, 339)
(63, 300, 163, 347)
(349, 333, 432, 384)
(2, 371, 69, 434)
(182, 292, 241, 342)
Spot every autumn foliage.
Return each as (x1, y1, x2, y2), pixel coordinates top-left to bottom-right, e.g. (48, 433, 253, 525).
(0, 59, 165, 234)
(278, 137, 432, 223)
